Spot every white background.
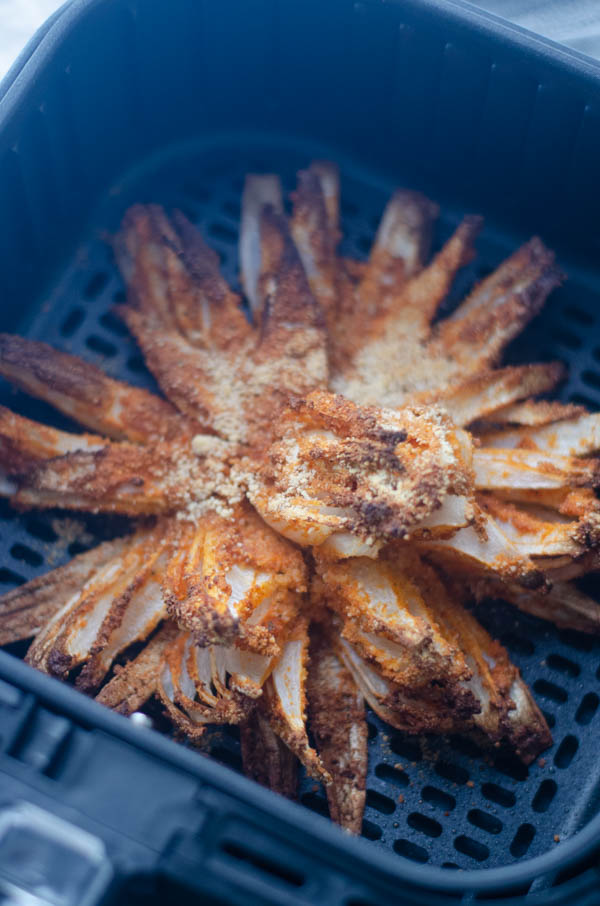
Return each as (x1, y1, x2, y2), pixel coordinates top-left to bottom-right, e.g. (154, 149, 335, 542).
(0, 0, 63, 80)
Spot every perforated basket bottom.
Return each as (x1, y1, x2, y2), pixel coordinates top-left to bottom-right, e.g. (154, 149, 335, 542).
(1, 137, 600, 872)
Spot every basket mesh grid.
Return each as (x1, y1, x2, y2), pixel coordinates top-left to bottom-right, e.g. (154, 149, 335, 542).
(1, 143, 600, 872)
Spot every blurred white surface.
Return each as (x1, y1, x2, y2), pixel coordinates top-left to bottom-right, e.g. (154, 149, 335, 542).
(0, 0, 63, 80)
(0, 0, 600, 84)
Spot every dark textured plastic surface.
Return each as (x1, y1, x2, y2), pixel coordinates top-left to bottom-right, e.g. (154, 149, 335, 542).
(1, 0, 600, 901)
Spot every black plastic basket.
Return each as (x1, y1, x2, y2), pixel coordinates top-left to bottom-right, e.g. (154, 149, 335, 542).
(1, 1, 600, 903)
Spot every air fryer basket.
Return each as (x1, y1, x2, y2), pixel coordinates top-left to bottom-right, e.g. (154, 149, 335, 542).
(1, 0, 600, 901)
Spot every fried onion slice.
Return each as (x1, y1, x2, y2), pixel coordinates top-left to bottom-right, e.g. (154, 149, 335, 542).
(473, 448, 600, 491)
(240, 174, 284, 314)
(26, 522, 171, 679)
(473, 577, 600, 635)
(314, 553, 472, 700)
(240, 709, 298, 799)
(290, 163, 340, 321)
(0, 538, 127, 646)
(307, 627, 367, 833)
(261, 618, 331, 783)
(164, 504, 305, 651)
(10, 438, 233, 516)
(480, 412, 600, 457)
(332, 236, 561, 409)
(336, 638, 463, 734)
(477, 493, 600, 560)
(95, 621, 179, 714)
(0, 406, 104, 476)
(251, 390, 472, 551)
(0, 334, 187, 443)
(157, 632, 256, 738)
(416, 363, 565, 428)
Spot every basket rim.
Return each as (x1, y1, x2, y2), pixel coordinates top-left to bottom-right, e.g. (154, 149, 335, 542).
(1, 0, 600, 894)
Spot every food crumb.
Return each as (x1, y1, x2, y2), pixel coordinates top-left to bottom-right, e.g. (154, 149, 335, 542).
(538, 758, 546, 768)
(394, 763, 404, 770)
(398, 794, 404, 804)
(466, 780, 474, 788)
(444, 811, 449, 817)
(554, 834, 560, 843)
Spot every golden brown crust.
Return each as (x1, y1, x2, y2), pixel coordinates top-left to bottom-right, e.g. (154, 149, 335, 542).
(95, 621, 179, 714)
(260, 617, 331, 784)
(164, 503, 305, 650)
(251, 390, 472, 547)
(240, 709, 298, 799)
(307, 627, 367, 832)
(290, 165, 340, 322)
(0, 538, 126, 646)
(0, 162, 579, 785)
(416, 363, 565, 428)
(0, 334, 189, 443)
(0, 405, 105, 474)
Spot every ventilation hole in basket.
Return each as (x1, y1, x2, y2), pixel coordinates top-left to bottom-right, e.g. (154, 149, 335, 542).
(393, 839, 428, 863)
(375, 763, 409, 787)
(575, 692, 599, 725)
(390, 737, 421, 762)
(532, 779, 557, 813)
(0, 567, 26, 587)
(454, 835, 489, 862)
(407, 812, 442, 838)
(481, 783, 516, 808)
(546, 653, 580, 678)
(421, 786, 456, 812)
(86, 335, 118, 358)
(448, 736, 482, 759)
(434, 760, 469, 785)
(492, 755, 528, 782)
(68, 540, 92, 557)
(366, 789, 395, 815)
(564, 305, 594, 326)
(365, 721, 378, 741)
(467, 809, 502, 835)
(569, 392, 599, 411)
(542, 709, 556, 729)
(60, 307, 84, 337)
(113, 289, 126, 304)
(341, 200, 359, 219)
(442, 862, 460, 870)
(533, 679, 568, 704)
(127, 353, 148, 374)
(550, 328, 581, 350)
(561, 629, 595, 653)
(208, 222, 238, 244)
(474, 883, 533, 901)
(25, 517, 58, 543)
(582, 369, 600, 391)
(510, 823, 535, 858)
(99, 311, 129, 337)
(361, 819, 382, 841)
(501, 632, 534, 656)
(221, 840, 304, 888)
(183, 180, 212, 202)
(211, 746, 242, 772)
(300, 792, 328, 818)
(84, 271, 109, 299)
(10, 543, 42, 567)
(554, 734, 578, 768)
(222, 199, 239, 219)
(356, 235, 372, 256)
